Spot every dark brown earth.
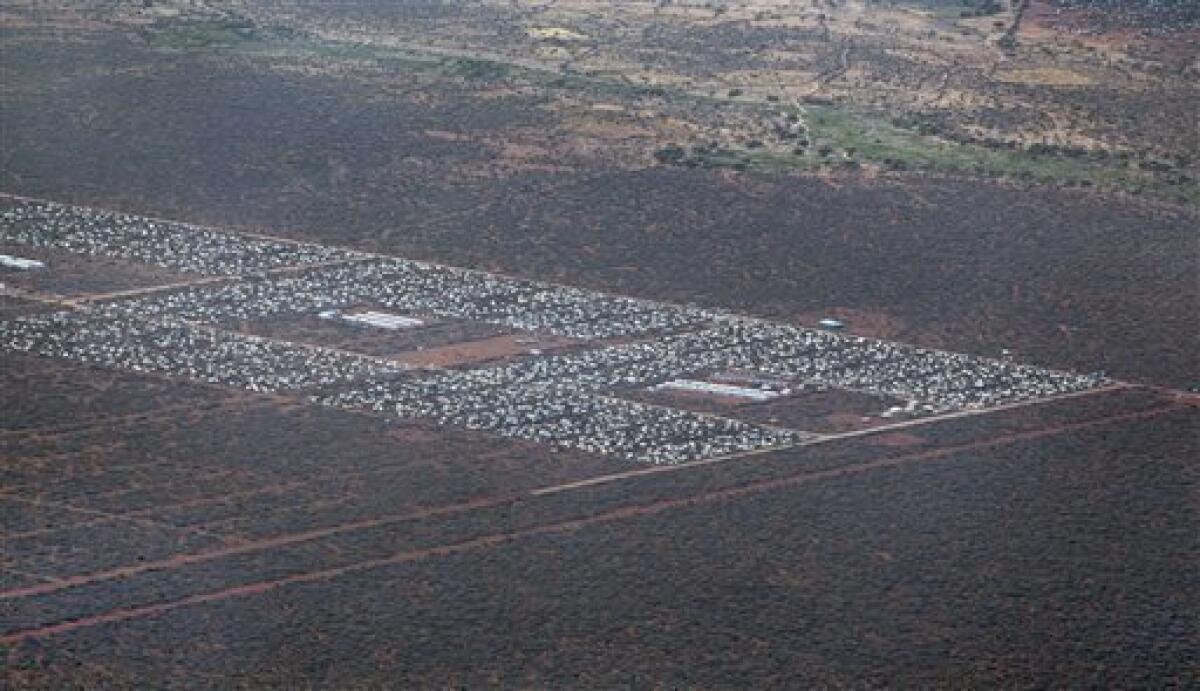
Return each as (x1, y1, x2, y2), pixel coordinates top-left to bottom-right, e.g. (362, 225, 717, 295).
(2, 35, 1195, 389)
(237, 310, 513, 361)
(0, 244, 193, 298)
(2, 8, 1197, 688)
(2, 356, 1196, 687)
(0, 295, 54, 319)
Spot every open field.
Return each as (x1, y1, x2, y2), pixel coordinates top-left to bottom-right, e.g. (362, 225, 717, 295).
(0, 200, 1164, 464)
(4, 199, 1109, 463)
(2, 1, 1196, 686)
(1, 195, 1195, 685)
(0, 13, 1194, 387)
(2, 351, 1196, 686)
(626, 382, 908, 434)
(0, 245, 193, 298)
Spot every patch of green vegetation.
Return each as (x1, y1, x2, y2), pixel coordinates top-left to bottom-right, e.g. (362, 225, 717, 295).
(147, 16, 260, 49)
(278, 39, 439, 72)
(143, 9, 696, 101)
(653, 145, 687, 165)
(655, 105, 1196, 205)
(446, 58, 514, 81)
(867, 0, 1003, 19)
(138, 11, 1194, 206)
(801, 106, 1198, 205)
(147, 17, 456, 77)
(659, 144, 823, 174)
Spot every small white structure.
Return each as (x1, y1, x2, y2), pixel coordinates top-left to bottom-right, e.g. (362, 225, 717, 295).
(880, 400, 919, 419)
(319, 309, 424, 330)
(0, 254, 45, 270)
(652, 379, 782, 402)
(818, 317, 845, 330)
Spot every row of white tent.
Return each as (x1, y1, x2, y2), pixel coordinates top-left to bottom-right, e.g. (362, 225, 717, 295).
(0, 307, 806, 464)
(323, 380, 808, 464)
(0, 253, 45, 270)
(2, 199, 717, 341)
(0, 198, 1107, 463)
(105, 257, 716, 341)
(1, 199, 362, 276)
(0, 309, 407, 394)
(394, 320, 1106, 415)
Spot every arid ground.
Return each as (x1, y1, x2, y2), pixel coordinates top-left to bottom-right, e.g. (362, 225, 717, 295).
(2, 1, 1196, 687)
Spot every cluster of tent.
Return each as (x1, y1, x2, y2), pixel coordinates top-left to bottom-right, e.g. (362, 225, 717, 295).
(0, 198, 1108, 464)
(2, 198, 715, 341)
(380, 320, 1106, 415)
(324, 380, 808, 465)
(106, 257, 717, 341)
(1, 199, 362, 276)
(317, 317, 1104, 461)
(0, 309, 407, 394)
(0, 307, 804, 464)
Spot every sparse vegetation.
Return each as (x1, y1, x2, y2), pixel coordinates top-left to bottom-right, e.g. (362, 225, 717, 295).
(1, 1, 1196, 686)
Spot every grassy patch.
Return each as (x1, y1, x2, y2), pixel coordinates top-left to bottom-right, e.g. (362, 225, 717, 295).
(147, 17, 260, 49)
(139, 14, 1195, 206)
(801, 106, 1198, 205)
(867, 0, 1004, 19)
(656, 105, 1197, 205)
(445, 58, 515, 81)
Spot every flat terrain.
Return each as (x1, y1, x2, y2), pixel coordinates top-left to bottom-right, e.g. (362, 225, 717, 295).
(1, 245, 191, 297)
(624, 382, 904, 433)
(2, 11, 1195, 388)
(2, 355, 1196, 687)
(2, 1, 1197, 687)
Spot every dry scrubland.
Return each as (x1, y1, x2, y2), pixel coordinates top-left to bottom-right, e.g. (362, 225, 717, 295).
(1, 1, 1196, 388)
(3, 356, 1196, 687)
(1, 0, 1197, 687)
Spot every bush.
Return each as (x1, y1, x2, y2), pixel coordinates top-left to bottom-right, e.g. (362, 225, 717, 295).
(653, 145, 687, 165)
